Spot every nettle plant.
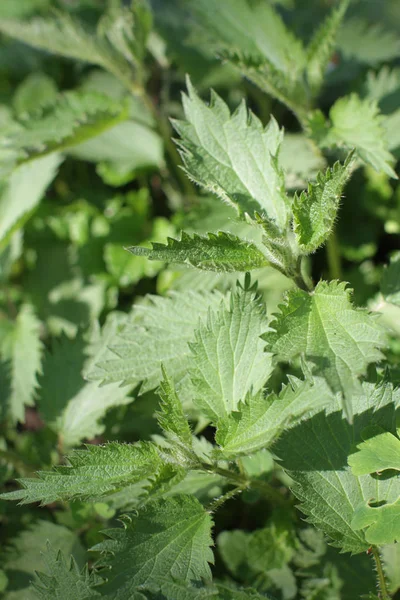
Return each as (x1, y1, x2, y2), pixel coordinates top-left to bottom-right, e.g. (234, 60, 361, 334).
(1, 0, 400, 599)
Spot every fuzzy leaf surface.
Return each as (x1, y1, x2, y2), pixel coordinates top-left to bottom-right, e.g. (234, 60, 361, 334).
(157, 368, 193, 447)
(323, 94, 397, 178)
(306, 0, 349, 94)
(31, 544, 102, 600)
(86, 290, 222, 399)
(348, 426, 400, 476)
(275, 380, 400, 553)
(173, 79, 289, 228)
(93, 495, 214, 596)
(0, 304, 43, 422)
(190, 284, 272, 423)
(264, 280, 386, 420)
(0, 442, 162, 505)
(292, 154, 353, 253)
(216, 377, 332, 458)
(128, 231, 268, 272)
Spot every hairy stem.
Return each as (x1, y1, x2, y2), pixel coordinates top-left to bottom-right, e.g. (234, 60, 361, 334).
(326, 231, 342, 280)
(372, 546, 391, 600)
(203, 462, 291, 508)
(207, 485, 245, 512)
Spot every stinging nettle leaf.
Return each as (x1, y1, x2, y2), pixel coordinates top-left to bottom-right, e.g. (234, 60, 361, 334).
(0, 9, 141, 90)
(318, 93, 397, 178)
(190, 282, 273, 423)
(275, 379, 400, 553)
(306, 0, 349, 94)
(186, 0, 308, 118)
(1, 90, 129, 173)
(264, 280, 387, 421)
(215, 376, 333, 458)
(0, 442, 162, 505)
(0, 304, 43, 423)
(92, 495, 214, 595)
(348, 425, 400, 476)
(31, 543, 102, 600)
(338, 17, 400, 66)
(173, 78, 290, 228)
(127, 231, 269, 273)
(86, 289, 223, 402)
(157, 367, 193, 447)
(292, 153, 354, 254)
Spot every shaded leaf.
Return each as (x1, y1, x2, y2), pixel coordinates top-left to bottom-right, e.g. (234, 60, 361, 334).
(93, 495, 214, 594)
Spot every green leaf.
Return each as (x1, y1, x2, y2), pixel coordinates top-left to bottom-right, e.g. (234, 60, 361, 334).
(143, 579, 218, 599)
(0, 442, 162, 505)
(93, 495, 214, 594)
(216, 583, 276, 600)
(128, 231, 269, 272)
(321, 94, 397, 178)
(3, 90, 128, 172)
(37, 334, 133, 447)
(351, 497, 400, 545)
(215, 377, 332, 458)
(348, 425, 400, 476)
(364, 66, 400, 107)
(31, 544, 102, 600)
(292, 154, 354, 254)
(0, 153, 61, 248)
(157, 368, 193, 447)
(0, 304, 43, 423)
(0, 10, 137, 89)
(13, 72, 58, 116)
(218, 515, 295, 579)
(3, 520, 85, 588)
(173, 79, 290, 228)
(338, 18, 400, 66)
(190, 281, 272, 423)
(381, 252, 400, 306)
(306, 0, 349, 94)
(187, 0, 308, 117)
(274, 379, 400, 553)
(86, 289, 223, 401)
(264, 280, 386, 421)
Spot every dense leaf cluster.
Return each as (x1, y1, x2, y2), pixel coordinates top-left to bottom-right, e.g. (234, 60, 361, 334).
(0, 1, 400, 599)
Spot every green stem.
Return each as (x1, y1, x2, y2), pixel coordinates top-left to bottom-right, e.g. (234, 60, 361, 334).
(207, 485, 245, 512)
(326, 231, 342, 280)
(372, 546, 391, 600)
(203, 462, 290, 508)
